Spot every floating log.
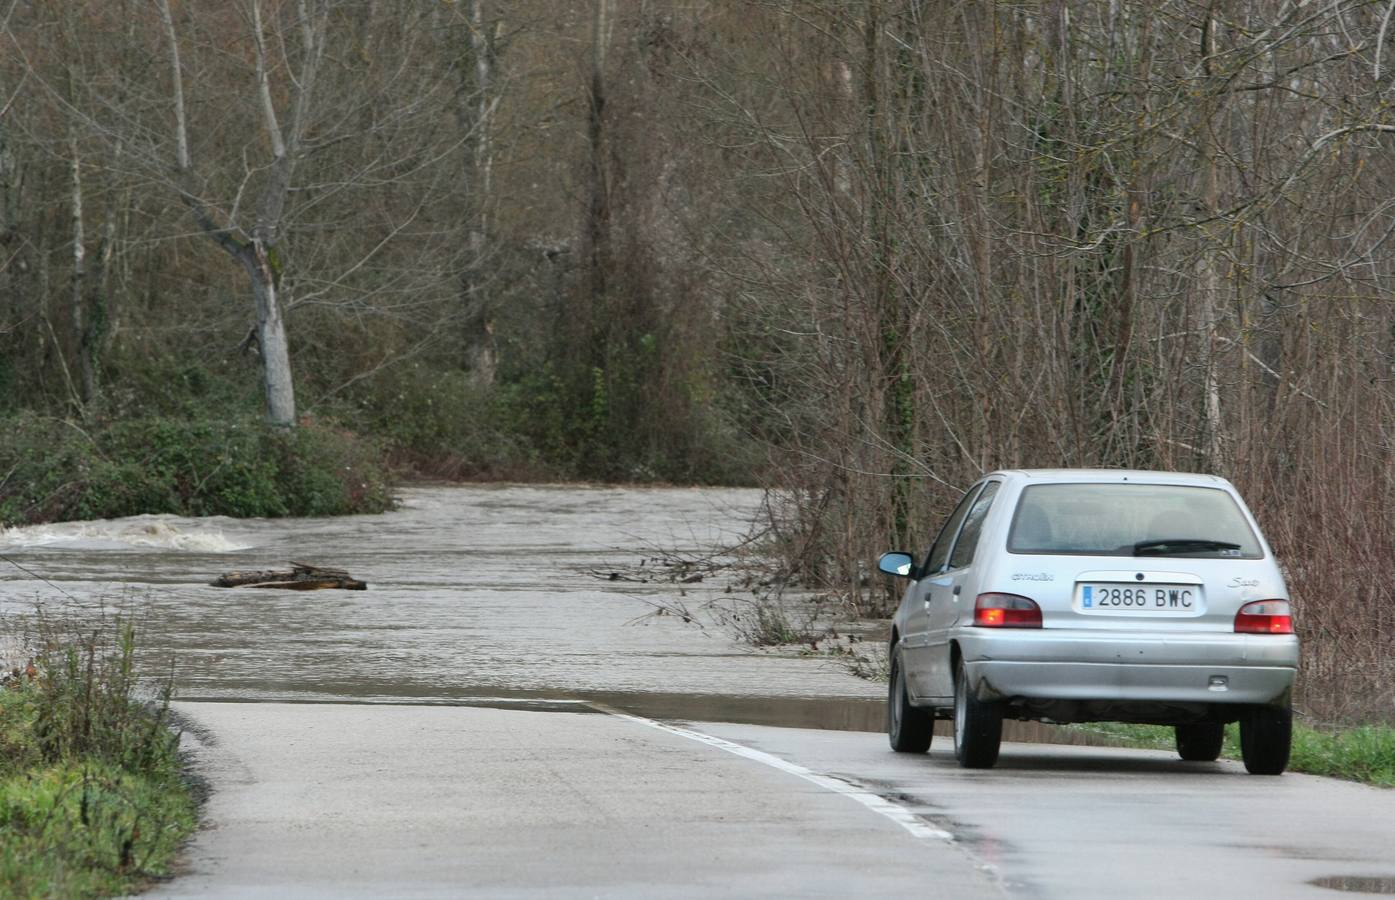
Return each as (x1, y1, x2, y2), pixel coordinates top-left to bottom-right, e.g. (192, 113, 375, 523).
(212, 561, 367, 591)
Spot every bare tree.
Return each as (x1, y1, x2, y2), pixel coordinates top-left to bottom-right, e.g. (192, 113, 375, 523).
(458, 0, 502, 385)
(154, 0, 329, 427)
(584, 0, 613, 350)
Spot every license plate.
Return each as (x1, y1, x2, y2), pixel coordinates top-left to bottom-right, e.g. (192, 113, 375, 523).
(1076, 583, 1204, 615)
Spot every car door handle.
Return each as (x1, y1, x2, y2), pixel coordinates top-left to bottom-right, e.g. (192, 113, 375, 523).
(952, 586, 962, 598)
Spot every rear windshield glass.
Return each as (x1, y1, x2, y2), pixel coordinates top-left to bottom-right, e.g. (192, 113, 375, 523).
(1007, 483, 1264, 558)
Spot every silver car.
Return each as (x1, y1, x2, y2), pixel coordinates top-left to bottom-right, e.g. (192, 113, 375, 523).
(879, 469, 1299, 774)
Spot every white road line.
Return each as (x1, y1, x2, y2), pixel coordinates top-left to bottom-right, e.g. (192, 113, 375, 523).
(592, 704, 954, 843)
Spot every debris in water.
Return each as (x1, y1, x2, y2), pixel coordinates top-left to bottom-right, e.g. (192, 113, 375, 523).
(589, 569, 648, 583)
(212, 561, 367, 591)
(1310, 876, 1395, 895)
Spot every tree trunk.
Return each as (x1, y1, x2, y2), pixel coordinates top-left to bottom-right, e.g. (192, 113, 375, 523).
(243, 243, 297, 428)
(69, 133, 93, 407)
(83, 175, 119, 404)
(460, 0, 498, 385)
(0, 102, 18, 343)
(585, 0, 613, 360)
(1197, 3, 1227, 472)
(469, 0, 494, 268)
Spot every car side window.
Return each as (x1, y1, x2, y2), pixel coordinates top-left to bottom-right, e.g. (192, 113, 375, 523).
(921, 485, 983, 577)
(947, 481, 1001, 571)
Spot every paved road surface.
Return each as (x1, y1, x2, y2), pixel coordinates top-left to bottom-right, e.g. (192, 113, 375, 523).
(156, 702, 998, 899)
(699, 721, 1395, 899)
(157, 701, 1394, 899)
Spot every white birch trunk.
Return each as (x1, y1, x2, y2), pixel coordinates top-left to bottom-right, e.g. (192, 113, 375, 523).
(1199, 3, 1227, 471)
(464, 0, 497, 385)
(245, 246, 297, 427)
(69, 132, 93, 406)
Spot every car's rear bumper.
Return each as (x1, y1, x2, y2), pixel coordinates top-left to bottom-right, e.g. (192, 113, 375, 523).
(958, 629, 1298, 708)
(964, 659, 1295, 707)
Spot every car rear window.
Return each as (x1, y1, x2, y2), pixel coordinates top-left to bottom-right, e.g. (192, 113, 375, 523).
(1006, 483, 1264, 558)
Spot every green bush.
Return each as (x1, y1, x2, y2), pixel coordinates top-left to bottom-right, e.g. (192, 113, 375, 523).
(275, 422, 395, 516)
(0, 413, 393, 526)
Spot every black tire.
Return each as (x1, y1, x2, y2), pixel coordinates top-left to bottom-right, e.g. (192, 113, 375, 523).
(952, 658, 1003, 769)
(1175, 723, 1225, 762)
(888, 648, 934, 753)
(1240, 705, 1292, 775)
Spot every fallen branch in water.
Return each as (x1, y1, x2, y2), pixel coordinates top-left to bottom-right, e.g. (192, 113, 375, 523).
(211, 561, 367, 591)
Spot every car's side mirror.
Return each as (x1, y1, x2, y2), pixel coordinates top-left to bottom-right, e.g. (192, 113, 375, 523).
(877, 552, 916, 579)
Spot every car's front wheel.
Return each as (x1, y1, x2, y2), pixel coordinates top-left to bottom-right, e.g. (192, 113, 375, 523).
(1240, 705, 1292, 775)
(888, 647, 933, 753)
(953, 658, 1002, 768)
(1175, 723, 1225, 761)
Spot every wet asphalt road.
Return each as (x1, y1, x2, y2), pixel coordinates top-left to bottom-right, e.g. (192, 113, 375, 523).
(153, 702, 999, 899)
(700, 722, 1395, 899)
(153, 701, 1395, 899)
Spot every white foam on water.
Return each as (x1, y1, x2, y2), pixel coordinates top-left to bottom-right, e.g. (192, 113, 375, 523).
(0, 515, 253, 553)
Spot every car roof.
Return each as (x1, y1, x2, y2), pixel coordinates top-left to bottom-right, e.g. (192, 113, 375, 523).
(985, 468, 1232, 487)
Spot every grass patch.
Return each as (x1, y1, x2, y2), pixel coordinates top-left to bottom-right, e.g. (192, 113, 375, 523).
(1070, 720, 1395, 787)
(1, 618, 197, 898)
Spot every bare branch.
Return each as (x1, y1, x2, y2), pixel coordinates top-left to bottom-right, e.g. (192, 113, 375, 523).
(250, 0, 286, 160)
(1377, 0, 1395, 84)
(154, 0, 190, 172)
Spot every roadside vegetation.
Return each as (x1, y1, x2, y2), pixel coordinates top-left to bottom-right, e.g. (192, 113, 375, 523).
(1070, 721, 1395, 788)
(0, 616, 196, 899)
(0, 412, 393, 527)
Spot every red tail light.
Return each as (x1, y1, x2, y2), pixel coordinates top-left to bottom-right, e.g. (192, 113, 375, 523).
(1234, 599, 1294, 634)
(973, 593, 1042, 628)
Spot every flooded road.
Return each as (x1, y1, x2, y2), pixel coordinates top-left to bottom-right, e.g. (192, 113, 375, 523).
(0, 484, 882, 712)
(10, 485, 1391, 898)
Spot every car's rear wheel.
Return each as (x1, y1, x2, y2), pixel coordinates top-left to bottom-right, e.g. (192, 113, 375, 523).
(888, 648, 933, 753)
(1175, 723, 1224, 761)
(1240, 704, 1292, 775)
(953, 658, 1002, 768)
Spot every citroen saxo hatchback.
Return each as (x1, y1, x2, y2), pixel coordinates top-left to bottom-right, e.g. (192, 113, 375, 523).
(879, 470, 1299, 774)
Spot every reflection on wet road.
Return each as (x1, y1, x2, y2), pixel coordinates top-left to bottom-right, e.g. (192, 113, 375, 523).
(0, 485, 881, 708)
(697, 722, 1395, 900)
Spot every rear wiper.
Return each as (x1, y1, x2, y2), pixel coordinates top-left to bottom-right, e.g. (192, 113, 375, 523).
(1134, 538, 1241, 556)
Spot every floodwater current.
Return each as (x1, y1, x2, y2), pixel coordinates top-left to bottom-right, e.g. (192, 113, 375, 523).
(0, 484, 883, 727)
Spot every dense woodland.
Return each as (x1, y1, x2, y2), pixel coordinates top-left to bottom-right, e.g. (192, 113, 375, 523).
(2, 1, 1394, 717)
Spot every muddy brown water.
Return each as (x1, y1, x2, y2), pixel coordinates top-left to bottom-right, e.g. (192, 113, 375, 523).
(0, 485, 888, 728)
(0, 484, 1216, 744)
